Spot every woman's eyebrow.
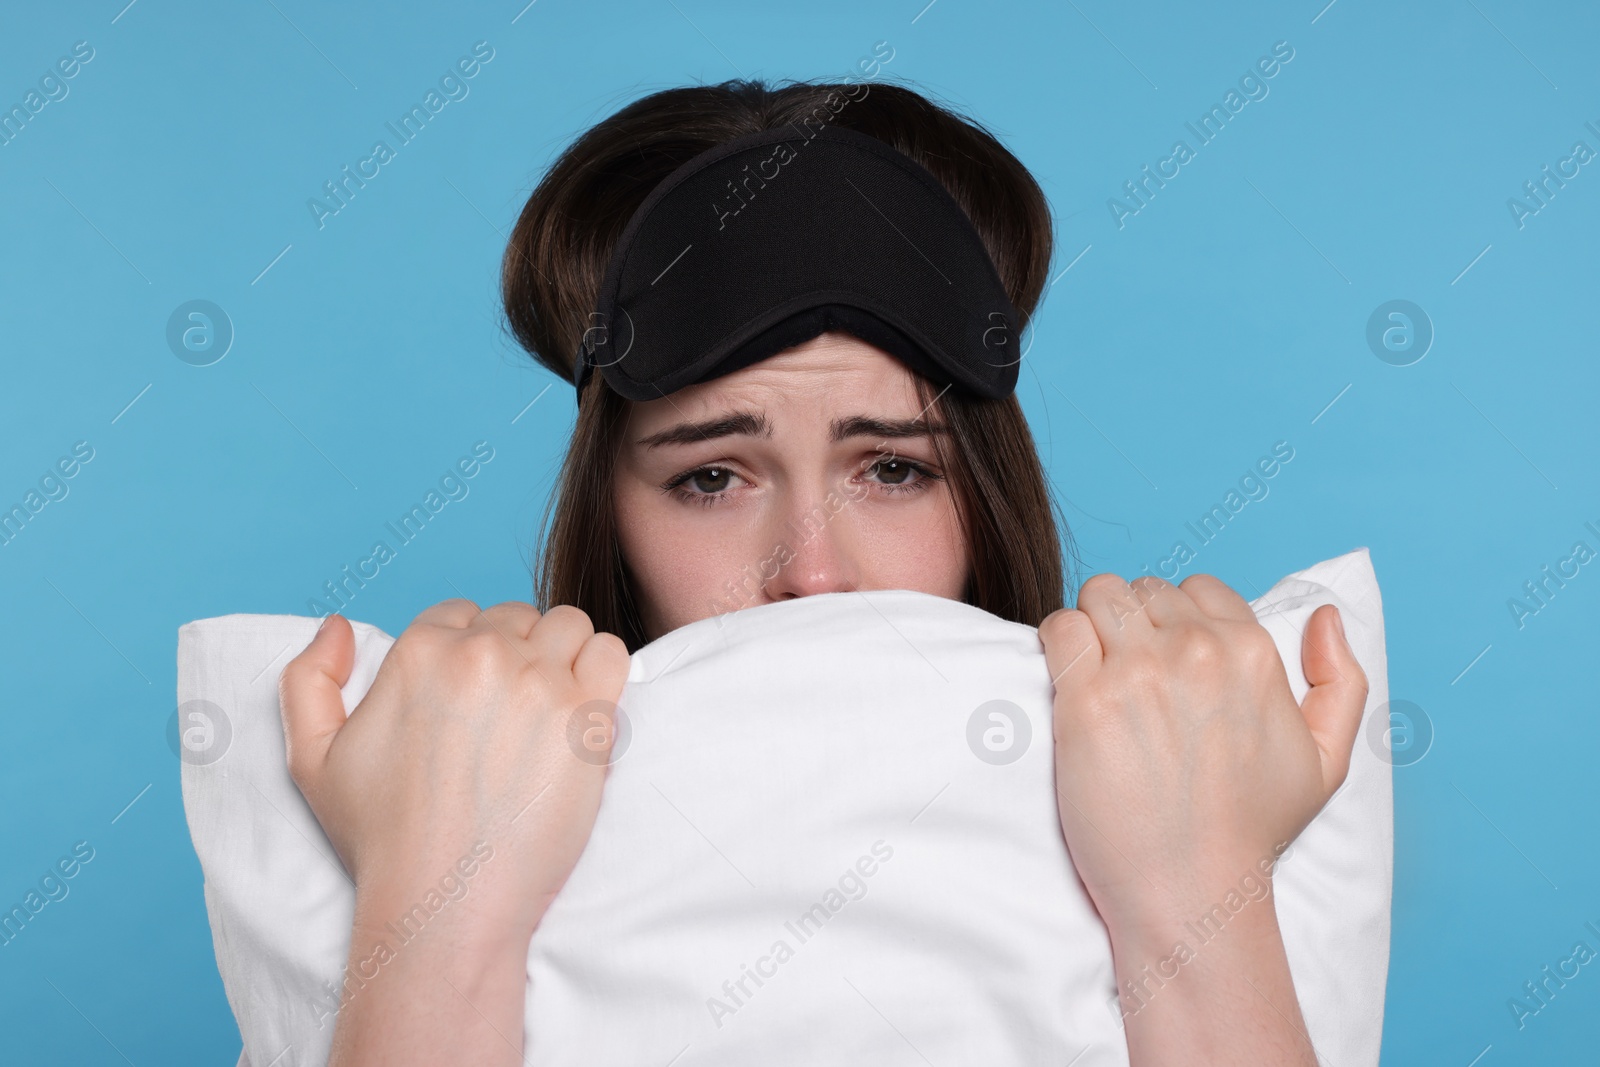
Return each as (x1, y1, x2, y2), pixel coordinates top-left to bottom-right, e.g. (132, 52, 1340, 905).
(635, 411, 949, 449)
(831, 414, 950, 443)
(634, 411, 768, 449)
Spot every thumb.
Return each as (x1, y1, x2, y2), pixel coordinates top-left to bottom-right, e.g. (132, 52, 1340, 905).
(1298, 603, 1369, 796)
(278, 614, 355, 787)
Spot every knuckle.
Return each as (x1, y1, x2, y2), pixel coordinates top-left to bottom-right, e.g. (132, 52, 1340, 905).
(277, 655, 313, 691)
(581, 632, 633, 686)
(390, 626, 441, 667)
(1328, 754, 1353, 792)
(284, 749, 310, 787)
(1038, 608, 1083, 644)
(1080, 573, 1127, 597)
(1350, 660, 1371, 695)
(1176, 628, 1225, 670)
(587, 630, 630, 664)
(458, 629, 513, 671)
(1236, 625, 1280, 667)
(1128, 575, 1168, 600)
(411, 596, 477, 627)
(282, 734, 318, 786)
(485, 599, 532, 618)
(542, 603, 594, 631)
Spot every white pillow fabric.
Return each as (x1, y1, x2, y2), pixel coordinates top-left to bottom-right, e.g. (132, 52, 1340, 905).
(178, 548, 1391, 1067)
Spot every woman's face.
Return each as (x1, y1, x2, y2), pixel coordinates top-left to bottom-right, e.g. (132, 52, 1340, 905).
(614, 331, 969, 643)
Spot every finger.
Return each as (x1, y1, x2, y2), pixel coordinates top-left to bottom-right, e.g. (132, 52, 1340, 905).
(1299, 603, 1369, 795)
(1038, 607, 1103, 691)
(1177, 573, 1257, 623)
(1074, 573, 1149, 648)
(573, 630, 631, 694)
(411, 597, 482, 629)
(278, 614, 355, 787)
(1126, 574, 1205, 628)
(479, 600, 542, 641)
(528, 605, 599, 672)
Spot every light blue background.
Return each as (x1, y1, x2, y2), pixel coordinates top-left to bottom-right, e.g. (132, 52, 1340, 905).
(2, 0, 1595, 1063)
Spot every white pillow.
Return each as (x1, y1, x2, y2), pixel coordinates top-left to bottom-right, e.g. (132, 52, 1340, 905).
(178, 548, 1391, 1067)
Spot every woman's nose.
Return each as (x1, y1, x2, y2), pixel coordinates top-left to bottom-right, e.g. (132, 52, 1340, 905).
(761, 488, 863, 601)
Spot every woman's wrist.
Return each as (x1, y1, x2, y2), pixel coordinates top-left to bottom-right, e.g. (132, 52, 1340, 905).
(1106, 884, 1318, 1066)
(1097, 839, 1293, 952)
(1105, 880, 1280, 993)
(326, 877, 537, 1067)
(350, 836, 549, 947)
(350, 867, 542, 965)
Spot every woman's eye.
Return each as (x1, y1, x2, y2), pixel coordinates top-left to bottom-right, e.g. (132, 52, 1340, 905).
(662, 466, 742, 506)
(686, 467, 734, 494)
(865, 458, 942, 495)
(663, 459, 943, 508)
(870, 459, 914, 486)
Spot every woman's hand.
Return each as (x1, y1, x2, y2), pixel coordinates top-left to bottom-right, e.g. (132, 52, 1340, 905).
(277, 598, 631, 1066)
(1038, 573, 1368, 1064)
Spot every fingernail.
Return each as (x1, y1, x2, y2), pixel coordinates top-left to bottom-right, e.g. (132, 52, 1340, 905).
(317, 614, 334, 634)
(1331, 606, 1346, 641)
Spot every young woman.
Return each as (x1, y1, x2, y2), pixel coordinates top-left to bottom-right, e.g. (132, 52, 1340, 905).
(278, 77, 1367, 1066)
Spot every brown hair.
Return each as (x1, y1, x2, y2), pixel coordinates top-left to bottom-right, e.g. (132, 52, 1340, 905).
(501, 76, 1075, 652)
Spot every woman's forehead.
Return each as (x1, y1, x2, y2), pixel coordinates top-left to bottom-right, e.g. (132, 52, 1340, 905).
(626, 334, 926, 427)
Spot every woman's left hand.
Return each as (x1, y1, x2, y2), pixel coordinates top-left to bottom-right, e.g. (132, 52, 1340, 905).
(1037, 573, 1368, 1063)
(1039, 573, 1365, 933)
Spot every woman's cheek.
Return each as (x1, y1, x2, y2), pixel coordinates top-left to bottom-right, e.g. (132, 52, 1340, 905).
(906, 515, 967, 598)
(858, 494, 967, 598)
(663, 534, 752, 623)
(620, 502, 757, 635)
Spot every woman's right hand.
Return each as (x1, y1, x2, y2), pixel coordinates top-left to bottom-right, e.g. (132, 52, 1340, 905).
(278, 598, 631, 957)
(278, 599, 632, 1065)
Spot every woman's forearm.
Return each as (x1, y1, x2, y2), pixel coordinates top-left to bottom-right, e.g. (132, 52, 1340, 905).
(1110, 893, 1319, 1066)
(326, 880, 534, 1067)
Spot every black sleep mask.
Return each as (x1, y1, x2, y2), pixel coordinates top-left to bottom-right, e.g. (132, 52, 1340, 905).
(571, 123, 1023, 401)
